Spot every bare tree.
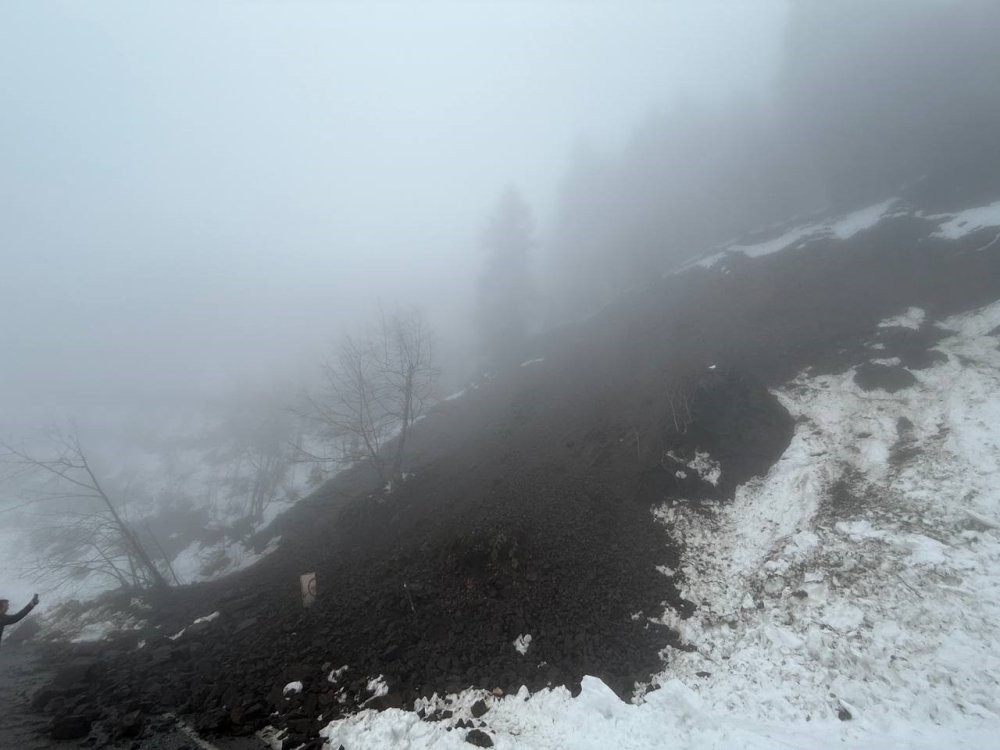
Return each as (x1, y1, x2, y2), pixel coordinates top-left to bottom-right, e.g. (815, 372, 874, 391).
(202, 395, 301, 529)
(664, 381, 694, 435)
(301, 308, 438, 487)
(0, 428, 169, 591)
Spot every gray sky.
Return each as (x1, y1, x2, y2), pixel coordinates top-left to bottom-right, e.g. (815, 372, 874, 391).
(1, 1, 787, 430)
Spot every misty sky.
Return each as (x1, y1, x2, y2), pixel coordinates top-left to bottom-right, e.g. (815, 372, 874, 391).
(0, 1, 787, 431)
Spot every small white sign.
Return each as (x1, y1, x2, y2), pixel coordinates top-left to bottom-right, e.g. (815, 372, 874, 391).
(300, 572, 317, 608)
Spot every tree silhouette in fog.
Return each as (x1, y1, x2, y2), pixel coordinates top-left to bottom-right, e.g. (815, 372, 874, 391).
(476, 188, 534, 369)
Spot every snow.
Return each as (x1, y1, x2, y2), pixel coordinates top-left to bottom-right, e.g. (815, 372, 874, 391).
(283, 681, 303, 697)
(828, 199, 901, 239)
(192, 611, 220, 625)
(878, 306, 926, 330)
(647, 300, 1000, 740)
(692, 199, 900, 270)
(667, 450, 721, 486)
(318, 299, 1000, 748)
(70, 621, 118, 643)
(931, 200, 1000, 240)
(520, 358, 545, 368)
(171, 610, 221, 640)
(170, 535, 281, 584)
(366, 675, 389, 701)
(512, 634, 532, 655)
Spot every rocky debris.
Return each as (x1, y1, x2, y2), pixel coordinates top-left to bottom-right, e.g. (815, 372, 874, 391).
(465, 728, 494, 747)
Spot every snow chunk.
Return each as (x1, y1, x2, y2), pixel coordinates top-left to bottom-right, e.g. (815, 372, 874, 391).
(366, 675, 388, 700)
(820, 603, 865, 632)
(328, 664, 349, 683)
(513, 633, 533, 655)
(520, 358, 545, 367)
(282, 681, 303, 696)
(668, 450, 721, 486)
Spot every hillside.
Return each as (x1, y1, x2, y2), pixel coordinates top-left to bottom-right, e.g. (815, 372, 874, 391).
(19, 190, 1000, 749)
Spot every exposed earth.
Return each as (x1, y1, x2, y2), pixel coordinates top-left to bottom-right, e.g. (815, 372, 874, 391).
(11, 192, 1000, 748)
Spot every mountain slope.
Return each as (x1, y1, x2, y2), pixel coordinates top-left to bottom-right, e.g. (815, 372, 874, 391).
(26, 192, 1000, 749)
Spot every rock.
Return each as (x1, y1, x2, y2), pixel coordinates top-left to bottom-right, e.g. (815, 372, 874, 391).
(470, 699, 489, 718)
(119, 709, 144, 738)
(51, 714, 91, 740)
(52, 658, 98, 689)
(465, 728, 494, 747)
(838, 707, 852, 721)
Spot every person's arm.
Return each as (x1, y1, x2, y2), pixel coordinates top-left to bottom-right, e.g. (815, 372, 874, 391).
(3, 594, 39, 625)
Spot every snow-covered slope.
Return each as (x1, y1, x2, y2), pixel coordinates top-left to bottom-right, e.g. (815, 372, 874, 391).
(316, 301, 1000, 749)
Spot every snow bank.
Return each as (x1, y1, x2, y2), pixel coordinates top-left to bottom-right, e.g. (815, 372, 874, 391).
(648, 300, 1000, 744)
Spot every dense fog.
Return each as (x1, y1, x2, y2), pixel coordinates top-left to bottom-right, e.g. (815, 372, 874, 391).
(3, 0, 999, 602)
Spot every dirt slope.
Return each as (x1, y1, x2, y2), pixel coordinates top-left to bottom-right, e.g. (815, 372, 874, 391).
(29, 201, 1000, 748)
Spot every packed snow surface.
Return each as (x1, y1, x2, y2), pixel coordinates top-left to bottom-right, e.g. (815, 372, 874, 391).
(319, 300, 1000, 748)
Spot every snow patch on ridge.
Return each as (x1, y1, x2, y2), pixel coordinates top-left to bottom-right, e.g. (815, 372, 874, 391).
(931, 200, 1000, 240)
(691, 199, 901, 270)
(879, 306, 926, 330)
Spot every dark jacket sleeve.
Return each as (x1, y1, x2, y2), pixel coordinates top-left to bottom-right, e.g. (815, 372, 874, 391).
(1, 602, 35, 626)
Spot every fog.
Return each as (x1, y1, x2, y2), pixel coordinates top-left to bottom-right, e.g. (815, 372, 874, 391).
(1, 1, 783, 433)
(4, 0, 1000, 601)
